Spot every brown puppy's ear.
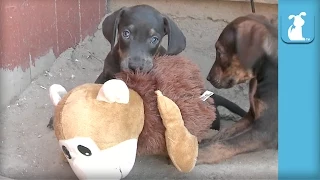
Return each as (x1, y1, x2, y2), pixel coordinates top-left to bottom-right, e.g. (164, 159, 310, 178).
(236, 19, 272, 68)
(163, 15, 186, 55)
(102, 7, 127, 50)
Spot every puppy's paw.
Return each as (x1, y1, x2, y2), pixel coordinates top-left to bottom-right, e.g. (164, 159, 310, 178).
(166, 156, 173, 165)
(47, 123, 54, 130)
(47, 116, 54, 130)
(196, 143, 227, 165)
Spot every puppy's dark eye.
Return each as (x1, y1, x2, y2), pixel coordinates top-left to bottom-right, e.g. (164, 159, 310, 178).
(77, 145, 92, 156)
(62, 145, 72, 159)
(122, 30, 130, 39)
(150, 36, 159, 44)
(219, 52, 224, 58)
(217, 51, 225, 59)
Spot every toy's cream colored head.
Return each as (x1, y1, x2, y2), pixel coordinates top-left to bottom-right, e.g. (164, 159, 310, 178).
(49, 79, 144, 180)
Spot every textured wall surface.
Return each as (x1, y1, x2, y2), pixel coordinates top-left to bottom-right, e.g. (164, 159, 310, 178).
(0, 0, 105, 71)
(224, 0, 278, 4)
(0, 0, 106, 109)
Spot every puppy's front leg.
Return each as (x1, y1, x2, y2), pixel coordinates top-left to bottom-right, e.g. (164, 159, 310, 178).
(95, 53, 120, 84)
(200, 114, 252, 148)
(95, 72, 112, 84)
(197, 128, 264, 164)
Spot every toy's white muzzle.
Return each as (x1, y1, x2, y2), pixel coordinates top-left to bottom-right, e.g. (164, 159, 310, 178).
(59, 137, 138, 180)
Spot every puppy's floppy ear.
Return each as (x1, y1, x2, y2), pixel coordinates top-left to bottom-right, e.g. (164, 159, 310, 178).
(163, 15, 186, 55)
(102, 7, 126, 50)
(236, 19, 276, 68)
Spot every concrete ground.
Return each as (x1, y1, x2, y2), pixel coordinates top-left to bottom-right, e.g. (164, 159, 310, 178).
(0, 7, 278, 180)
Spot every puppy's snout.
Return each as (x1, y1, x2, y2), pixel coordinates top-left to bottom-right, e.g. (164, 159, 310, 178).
(127, 56, 144, 71)
(206, 75, 212, 82)
(128, 62, 143, 71)
(126, 56, 153, 72)
(207, 65, 219, 83)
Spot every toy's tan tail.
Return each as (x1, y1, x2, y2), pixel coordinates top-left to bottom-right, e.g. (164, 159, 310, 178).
(155, 90, 198, 173)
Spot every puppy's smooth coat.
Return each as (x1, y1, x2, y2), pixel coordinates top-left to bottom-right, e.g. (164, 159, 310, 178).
(95, 4, 186, 83)
(47, 5, 246, 131)
(198, 14, 278, 164)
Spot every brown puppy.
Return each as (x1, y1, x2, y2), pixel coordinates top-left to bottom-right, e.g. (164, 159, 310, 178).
(198, 14, 278, 164)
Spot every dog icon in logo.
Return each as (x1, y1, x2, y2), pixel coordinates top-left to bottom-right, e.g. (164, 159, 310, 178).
(288, 12, 307, 41)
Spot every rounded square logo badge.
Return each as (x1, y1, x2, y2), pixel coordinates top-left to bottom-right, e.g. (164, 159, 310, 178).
(281, 12, 315, 44)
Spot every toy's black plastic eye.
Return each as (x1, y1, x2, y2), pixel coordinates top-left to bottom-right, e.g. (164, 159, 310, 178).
(77, 145, 92, 156)
(62, 145, 72, 159)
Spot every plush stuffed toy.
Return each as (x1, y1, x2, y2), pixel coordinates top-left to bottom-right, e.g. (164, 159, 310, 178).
(50, 80, 200, 179)
(115, 55, 216, 156)
(49, 80, 144, 179)
(49, 55, 216, 179)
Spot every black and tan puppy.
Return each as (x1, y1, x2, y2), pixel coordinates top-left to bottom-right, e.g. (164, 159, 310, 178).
(197, 14, 278, 164)
(95, 4, 186, 83)
(47, 5, 186, 130)
(93, 4, 246, 130)
(47, 5, 246, 130)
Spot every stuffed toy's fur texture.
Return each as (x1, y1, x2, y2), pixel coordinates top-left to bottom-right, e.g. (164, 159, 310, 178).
(115, 56, 216, 156)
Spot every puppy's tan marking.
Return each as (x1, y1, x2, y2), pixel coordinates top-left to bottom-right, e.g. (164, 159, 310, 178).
(223, 56, 254, 83)
(149, 28, 156, 36)
(118, 47, 128, 61)
(249, 78, 268, 120)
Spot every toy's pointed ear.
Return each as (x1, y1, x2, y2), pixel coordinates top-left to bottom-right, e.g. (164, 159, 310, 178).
(97, 79, 129, 104)
(49, 84, 68, 106)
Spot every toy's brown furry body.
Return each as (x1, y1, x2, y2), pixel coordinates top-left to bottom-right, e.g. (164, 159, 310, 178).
(115, 56, 216, 156)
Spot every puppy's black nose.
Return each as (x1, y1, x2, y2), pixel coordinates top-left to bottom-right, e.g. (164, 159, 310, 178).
(128, 63, 143, 71)
(206, 75, 211, 81)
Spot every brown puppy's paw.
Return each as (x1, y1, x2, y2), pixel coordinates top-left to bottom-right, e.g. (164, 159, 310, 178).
(199, 129, 231, 148)
(196, 143, 235, 165)
(199, 129, 219, 148)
